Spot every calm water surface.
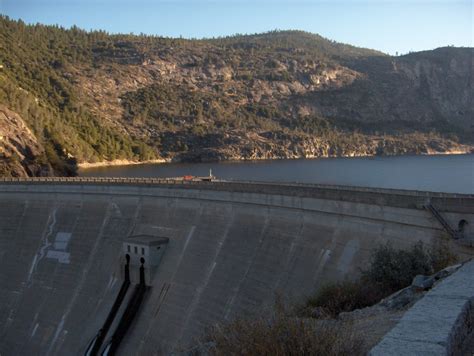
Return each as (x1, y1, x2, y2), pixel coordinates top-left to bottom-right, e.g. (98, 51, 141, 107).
(80, 154, 474, 194)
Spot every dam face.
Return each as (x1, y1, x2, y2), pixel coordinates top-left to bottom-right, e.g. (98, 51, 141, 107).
(0, 179, 473, 355)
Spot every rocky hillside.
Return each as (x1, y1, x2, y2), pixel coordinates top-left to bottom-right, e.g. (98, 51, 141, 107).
(0, 17, 472, 176)
(0, 106, 51, 176)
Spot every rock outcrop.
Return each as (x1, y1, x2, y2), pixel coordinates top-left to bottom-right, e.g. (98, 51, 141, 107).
(0, 106, 53, 177)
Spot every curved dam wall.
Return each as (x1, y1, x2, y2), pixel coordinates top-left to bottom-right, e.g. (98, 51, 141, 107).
(0, 178, 473, 355)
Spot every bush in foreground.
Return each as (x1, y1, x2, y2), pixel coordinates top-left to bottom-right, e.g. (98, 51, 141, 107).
(362, 240, 457, 294)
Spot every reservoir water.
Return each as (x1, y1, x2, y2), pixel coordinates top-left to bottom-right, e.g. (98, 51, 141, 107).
(80, 154, 474, 194)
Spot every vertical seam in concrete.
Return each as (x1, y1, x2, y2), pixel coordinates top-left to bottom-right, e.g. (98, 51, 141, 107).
(127, 195, 143, 237)
(12, 199, 29, 244)
(135, 208, 202, 355)
(275, 212, 306, 291)
(177, 209, 236, 344)
(0, 200, 30, 338)
(223, 210, 271, 320)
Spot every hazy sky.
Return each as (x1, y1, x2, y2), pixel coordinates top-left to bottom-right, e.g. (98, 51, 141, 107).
(1, 0, 472, 54)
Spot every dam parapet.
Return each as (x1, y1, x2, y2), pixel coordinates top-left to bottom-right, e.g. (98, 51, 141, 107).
(0, 176, 473, 210)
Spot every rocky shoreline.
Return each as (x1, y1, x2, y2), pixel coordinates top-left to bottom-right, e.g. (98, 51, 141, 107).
(4, 98, 471, 178)
(78, 148, 473, 171)
(77, 158, 169, 169)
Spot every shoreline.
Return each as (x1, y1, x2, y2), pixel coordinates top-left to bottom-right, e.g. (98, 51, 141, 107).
(77, 158, 170, 169)
(77, 149, 473, 170)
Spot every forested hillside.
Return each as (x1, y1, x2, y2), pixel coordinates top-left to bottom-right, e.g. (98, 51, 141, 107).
(0, 16, 472, 176)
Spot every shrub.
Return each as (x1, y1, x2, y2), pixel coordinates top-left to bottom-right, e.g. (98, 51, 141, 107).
(428, 240, 458, 273)
(362, 241, 457, 294)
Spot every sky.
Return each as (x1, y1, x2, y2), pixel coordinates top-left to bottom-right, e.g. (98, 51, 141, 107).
(1, 0, 472, 55)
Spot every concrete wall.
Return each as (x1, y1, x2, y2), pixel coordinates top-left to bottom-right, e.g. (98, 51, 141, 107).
(0, 180, 472, 355)
(371, 261, 474, 355)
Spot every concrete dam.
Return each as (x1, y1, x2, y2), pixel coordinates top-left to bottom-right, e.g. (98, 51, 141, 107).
(0, 177, 473, 355)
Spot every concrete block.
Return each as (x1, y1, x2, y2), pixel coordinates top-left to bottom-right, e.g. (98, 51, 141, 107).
(385, 295, 469, 344)
(371, 261, 474, 355)
(429, 262, 474, 299)
(370, 336, 446, 356)
(411, 274, 435, 290)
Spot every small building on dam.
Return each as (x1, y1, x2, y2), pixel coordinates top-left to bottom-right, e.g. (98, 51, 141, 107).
(0, 177, 473, 355)
(123, 235, 169, 285)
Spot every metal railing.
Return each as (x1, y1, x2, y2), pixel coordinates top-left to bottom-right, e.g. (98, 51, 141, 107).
(425, 202, 461, 239)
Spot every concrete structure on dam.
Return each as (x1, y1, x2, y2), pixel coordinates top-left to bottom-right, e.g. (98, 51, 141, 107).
(0, 177, 473, 355)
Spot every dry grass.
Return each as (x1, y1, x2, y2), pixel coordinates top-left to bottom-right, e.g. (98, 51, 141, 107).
(198, 310, 365, 356)
(296, 280, 385, 318)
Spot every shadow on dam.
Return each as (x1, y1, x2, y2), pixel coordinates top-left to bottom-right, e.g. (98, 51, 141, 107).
(0, 179, 473, 355)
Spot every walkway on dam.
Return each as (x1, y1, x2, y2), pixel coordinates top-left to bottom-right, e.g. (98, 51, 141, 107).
(1, 176, 472, 197)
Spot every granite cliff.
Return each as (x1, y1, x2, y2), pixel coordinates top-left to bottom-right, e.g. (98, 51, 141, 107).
(0, 106, 52, 177)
